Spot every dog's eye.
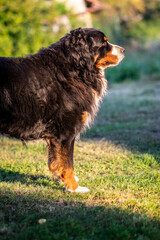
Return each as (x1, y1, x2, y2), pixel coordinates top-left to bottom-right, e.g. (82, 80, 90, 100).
(91, 47, 99, 51)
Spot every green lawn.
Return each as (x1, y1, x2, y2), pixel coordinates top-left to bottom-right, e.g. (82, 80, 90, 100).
(0, 77, 160, 240)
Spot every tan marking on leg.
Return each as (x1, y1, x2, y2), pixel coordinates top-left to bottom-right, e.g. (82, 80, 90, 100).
(62, 168, 78, 191)
(48, 140, 69, 176)
(47, 139, 78, 191)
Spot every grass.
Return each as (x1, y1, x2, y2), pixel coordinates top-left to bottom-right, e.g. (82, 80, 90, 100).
(0, 77, 160, 239)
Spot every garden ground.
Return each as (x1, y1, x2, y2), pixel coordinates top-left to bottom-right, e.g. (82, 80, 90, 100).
(0, 75, 160, 240)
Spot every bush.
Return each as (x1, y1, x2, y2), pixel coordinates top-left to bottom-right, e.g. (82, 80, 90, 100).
(145, 46, 160, 75)
(106, 55, 141, 83)
(0, 0, 68, 57)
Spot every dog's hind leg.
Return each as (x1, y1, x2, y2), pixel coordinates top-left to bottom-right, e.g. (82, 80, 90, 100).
(46, 138, 89, 193)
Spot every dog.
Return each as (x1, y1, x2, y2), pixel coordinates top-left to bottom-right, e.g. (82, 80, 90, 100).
(0, 28, 124, 193)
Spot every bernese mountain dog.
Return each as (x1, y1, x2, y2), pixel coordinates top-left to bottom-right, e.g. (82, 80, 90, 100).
(0, 28, 124, 193)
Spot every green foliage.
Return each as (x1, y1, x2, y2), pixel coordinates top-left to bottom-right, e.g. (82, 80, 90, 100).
(0, 0, 67, 56)
(96, 0, 160, 46)
(127, 17, 160, 43)
(106, 58, 140, 83)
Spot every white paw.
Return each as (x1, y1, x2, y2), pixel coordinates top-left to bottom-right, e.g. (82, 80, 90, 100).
(67, 185, 90, 193)
(75, 186, 90, 193)
(74, 176, 79, 182)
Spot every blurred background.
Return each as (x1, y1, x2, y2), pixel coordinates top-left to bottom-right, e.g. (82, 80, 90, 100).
(1, 2, 160, 238)
(0, 0, 160, 83)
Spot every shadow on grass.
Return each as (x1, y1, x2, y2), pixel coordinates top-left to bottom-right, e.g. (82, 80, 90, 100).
(0, 168, 62, 190)
(82, 78, 160, 157)
(0, 191, 159, 240)
(82, 109, 160, 157)
(83, 131, 160, 157)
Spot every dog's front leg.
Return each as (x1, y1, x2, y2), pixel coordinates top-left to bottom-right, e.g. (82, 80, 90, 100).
(47, 138, 89, 193)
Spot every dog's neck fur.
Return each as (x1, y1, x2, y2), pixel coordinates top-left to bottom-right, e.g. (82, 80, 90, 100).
(82, 69, 107, 131)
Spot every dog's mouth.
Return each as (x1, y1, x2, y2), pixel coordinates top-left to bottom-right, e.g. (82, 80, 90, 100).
(96, 44, 125, 69)
(111, 44, 125, 65)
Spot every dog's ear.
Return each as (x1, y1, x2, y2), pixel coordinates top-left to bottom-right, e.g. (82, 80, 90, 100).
(63, 28, 94, 71)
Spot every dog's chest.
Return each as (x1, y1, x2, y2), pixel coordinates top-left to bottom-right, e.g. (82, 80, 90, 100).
(82, 72, 107, 129)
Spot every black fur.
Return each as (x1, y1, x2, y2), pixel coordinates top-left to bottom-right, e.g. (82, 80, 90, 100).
(0, 28, 112, 142)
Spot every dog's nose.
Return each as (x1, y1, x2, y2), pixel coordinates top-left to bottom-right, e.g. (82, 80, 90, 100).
(121, 47, 125, 53)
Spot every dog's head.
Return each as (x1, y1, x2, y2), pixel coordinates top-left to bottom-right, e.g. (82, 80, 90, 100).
(62, 28, 125, 70)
